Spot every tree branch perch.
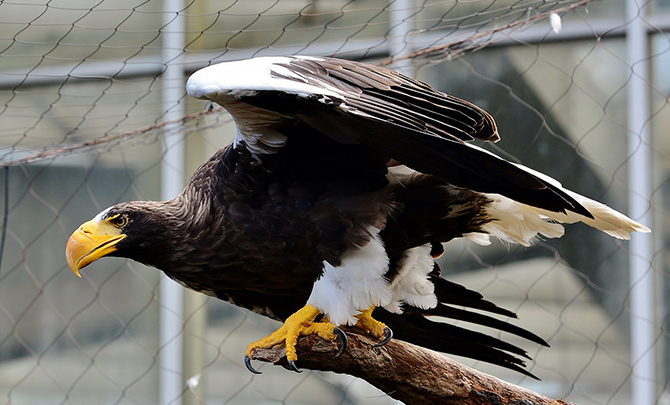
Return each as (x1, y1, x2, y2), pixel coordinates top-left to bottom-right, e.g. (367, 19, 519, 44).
(251, 328, 577, 405)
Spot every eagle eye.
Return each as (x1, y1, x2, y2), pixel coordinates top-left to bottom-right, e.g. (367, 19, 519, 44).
(109, 214, 129, 228)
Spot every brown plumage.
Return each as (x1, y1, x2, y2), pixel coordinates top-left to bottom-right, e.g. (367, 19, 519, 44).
(66, 56, 649, 379)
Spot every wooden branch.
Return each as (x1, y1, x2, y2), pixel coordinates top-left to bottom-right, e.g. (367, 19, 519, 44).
(251, 327, 577, 405)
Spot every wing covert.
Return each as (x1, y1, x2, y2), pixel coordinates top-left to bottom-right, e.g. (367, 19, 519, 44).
(187, 56, 591, 217)
(186, 55, 498, 145)
(274, 57, 499, 143)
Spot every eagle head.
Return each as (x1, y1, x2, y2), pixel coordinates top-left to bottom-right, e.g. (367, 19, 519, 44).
(66, 201, 173, 276)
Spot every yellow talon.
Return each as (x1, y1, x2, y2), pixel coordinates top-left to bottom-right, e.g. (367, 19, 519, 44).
(355, 306, 393, 346)
(355, 306, 386, 337)
(244, 305, 386, 373)
(245, 304, 338, 368)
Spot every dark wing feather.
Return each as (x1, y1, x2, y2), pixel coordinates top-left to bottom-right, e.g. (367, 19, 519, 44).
(240, 88, 592, 217)
(422, 304, 547, 346)
(431, 276, 518, 318)
(374, 209, 547, 380)
(188, 56, 590, 215)
(276, 57, 499, 143)
(376, 273, 548, 380)
(376, 311, 540, 379)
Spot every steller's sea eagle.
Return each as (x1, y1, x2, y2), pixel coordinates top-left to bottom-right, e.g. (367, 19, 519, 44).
(66, 56, 649, 378)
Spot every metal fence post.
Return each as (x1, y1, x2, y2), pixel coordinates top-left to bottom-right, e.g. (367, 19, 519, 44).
(626, 1, 656, 404)
(160, 0, 186, 403)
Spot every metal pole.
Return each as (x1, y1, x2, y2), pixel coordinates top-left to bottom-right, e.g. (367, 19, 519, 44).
(626, 0, 655, 404)
(160, 0, 186, 404)
(389, 0, 415, 77)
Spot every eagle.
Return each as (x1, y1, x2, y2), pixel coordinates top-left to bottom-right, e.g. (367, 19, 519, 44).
(66, 55, 649, 378)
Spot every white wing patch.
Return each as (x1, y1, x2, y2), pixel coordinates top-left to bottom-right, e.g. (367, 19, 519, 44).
(187, 57, 350, 156)
(186, 56, 341, 101)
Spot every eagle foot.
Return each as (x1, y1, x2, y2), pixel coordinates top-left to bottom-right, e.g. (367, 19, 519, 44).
(355, 306, 393, 347)
(374, 326, 393, 347)
(244, 304, 345, 374)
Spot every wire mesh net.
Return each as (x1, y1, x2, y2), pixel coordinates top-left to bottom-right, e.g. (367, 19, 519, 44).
(0, 0, 668, 404)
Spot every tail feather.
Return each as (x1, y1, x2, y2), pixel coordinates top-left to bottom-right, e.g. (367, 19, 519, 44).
(508, 160, 650, 239)
(376, 310, 541, 379)
(405, 315, 533, 360)
(376, 274, 548, 379)
(535, 190, 650, 239)
(429, 275, 547, 347)
(482, 189, 650, 246)
(423, 304, 548, 347)
(431, 276, 517, 318)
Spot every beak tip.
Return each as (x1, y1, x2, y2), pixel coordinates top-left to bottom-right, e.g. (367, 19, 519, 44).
(65, 219, 125, 277)
(66, 241, 81, 278)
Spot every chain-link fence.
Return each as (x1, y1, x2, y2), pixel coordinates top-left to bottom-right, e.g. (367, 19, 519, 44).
(0, 0, 668, 404)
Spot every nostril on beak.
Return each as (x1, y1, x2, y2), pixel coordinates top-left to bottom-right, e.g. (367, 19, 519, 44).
(79, 223, 95, 238)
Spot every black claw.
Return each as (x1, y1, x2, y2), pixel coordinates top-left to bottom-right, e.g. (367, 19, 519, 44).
(333, 327, 347, 358)
(244, 355, 262, 375)
(286, 359, 302, 373)
(374, 326, 393, 348)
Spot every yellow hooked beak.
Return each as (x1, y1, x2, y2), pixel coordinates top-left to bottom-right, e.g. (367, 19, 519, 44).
(66, 219, 127, 277)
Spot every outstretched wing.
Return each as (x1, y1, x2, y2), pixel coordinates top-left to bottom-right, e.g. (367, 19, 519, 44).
(269, 57, 500, 143)
(186, 55, 591, 218)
